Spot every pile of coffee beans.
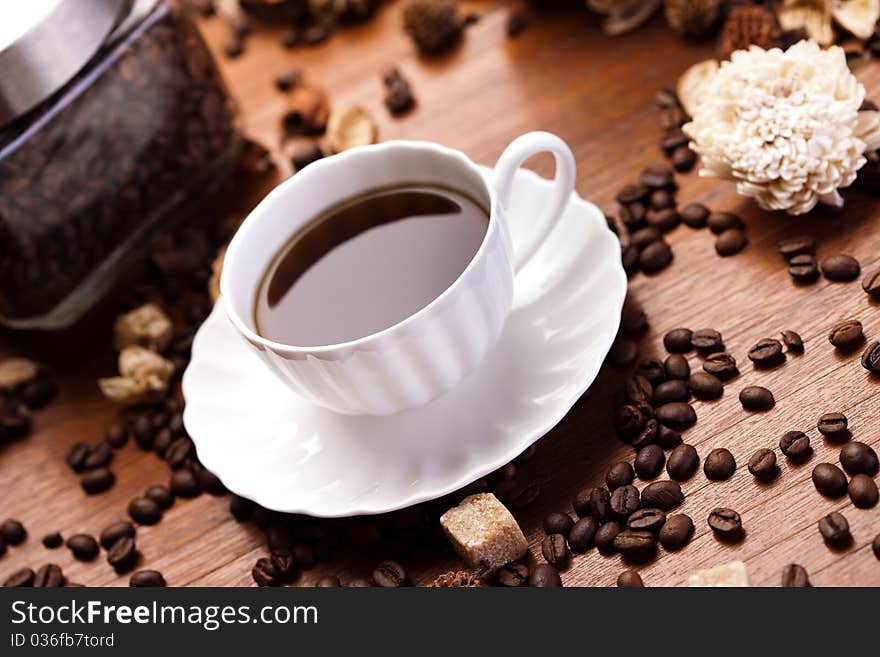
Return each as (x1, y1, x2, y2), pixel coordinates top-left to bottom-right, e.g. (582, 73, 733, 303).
(654, 86, 697, 172)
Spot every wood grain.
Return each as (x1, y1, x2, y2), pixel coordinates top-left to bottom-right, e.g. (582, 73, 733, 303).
(1, 2, 878, 587)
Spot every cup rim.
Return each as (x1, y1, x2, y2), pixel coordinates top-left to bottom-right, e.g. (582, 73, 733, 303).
(220, 139, 499, 357)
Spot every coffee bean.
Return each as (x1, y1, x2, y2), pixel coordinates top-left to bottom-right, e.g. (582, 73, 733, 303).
(41, 532, 62, 549)
(873, 534, 880, 560)
(196, 467, 226, 496)
(703, 352, 738, 380)
(4, 568, 35, 587)
(664, 354, 690, 380)
(653, 380, 690, 404)
(680, 203, 709, 228)
(639, 241, 673, 274)
(620, 204, 646, 230)
(627, 508, 666, 534)
(658, 514, 694, 551)
(707, 508, 742, 541)
(647, 208, 680, 232)
(636, 358, 666, 384)
(609, 338, 639, 367)
(346, 578, 373, 588)
(821, 254, 860, 282)
(617, 569, 644, 587)
(704, 448, 736, 481)
(100, 521, 135, 550)
(691, 328, 723, 354)
(650, 190, 675, 211)
(66, 534, 99, 561)
(664, 328, 693, 353)
(666, 444, 699, 481)
(128, 497, 162, 526)
(631, 417, 658, 450)
(170, 469, 201, 498)
(848, 474, 878, 508)
(132, 415, 155, 450)
(747, 448, 778, 481)
(641, 163, 675, 188)
(253, 557, 281, 587)
(672, 146, 697, 171)
(634, 445, 665, 480)
(1, 519, 26, 545)
(779, 431, 811, 461)
(707, 212, 744, 234)
(130, 570, 166, 587)
(542, 534, 570, 566)
(66, 442, 90, 472)
(105, 424, 128, 448)
(543, 512, 574, 536)
(606, 462, 635, 490)
(688, 372, 722, 401)
(372, 560, 408, 587)
(83, 441, 113, 470)
(777, 235, 815, 260)
(590, 488, 611, 522)
(780, 330, 804, 353)
(817, 412, 848, 438)
(153, 428, 172, 456)
(655, 402, 696, 429)
(107, 537, 139, 573)
(715, 229, 748, 256)
(572, 488, 593, 517)
(740, 386, 774, 411)
(862, 341, 880, 374)
(748, 338, 784, 368)
(812, 463, 847, 498)
(614, 530, 657, 563)
(610, 485, 641, 518)
(229, 495, 256, 522)
(595, 521, 622, 555)
(568, 517, 598, 553)
(34, 564, 64, 588)
(864, 269, 880, 296)
(145, 484, 174, 510)
(839, 441, 879, 476)
(81, 467, 115, 494)
(293, 543, 317, 570)
(788, 254, 819, 282)
(781, 564, 811, 587)
(165, 437, 194, 469)
(620, 308, 649, 337)
(818, 512, 851, 548)
(508, 482, 540, 508)
(622, 246, 639, 276)
(617, 184, 649, 205)
(497, 562, 529, 587)
(625, 376, 653, 405)
(655, 424, 683, 449)
(640, 481, 683, 510)
(529, 563, 562, 587)
(828, 319, 864, 349)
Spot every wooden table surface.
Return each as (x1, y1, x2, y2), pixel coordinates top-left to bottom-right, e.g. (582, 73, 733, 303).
(1, 1, 879, 587)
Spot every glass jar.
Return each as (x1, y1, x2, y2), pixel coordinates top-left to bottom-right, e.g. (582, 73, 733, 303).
(0, 0, 240, 329)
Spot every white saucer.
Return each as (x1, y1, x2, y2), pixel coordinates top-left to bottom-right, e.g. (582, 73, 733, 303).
(182, 166, 627, 517)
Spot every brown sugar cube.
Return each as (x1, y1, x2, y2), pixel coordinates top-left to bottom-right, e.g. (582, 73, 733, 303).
(687, 561, 750, 587)
(440, 493, 528, 572)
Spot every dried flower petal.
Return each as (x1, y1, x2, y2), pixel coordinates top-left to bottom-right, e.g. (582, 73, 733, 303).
(777, 0, 833, 45)
(0, 358, 40, 389)
(587, 0, 662, 35)
(831, 0, 880, 40)
(676, 59, 719, 118)
(326, 105, 377, 153)
(118, 346, 174, 383)
(114, 303, 173, 352)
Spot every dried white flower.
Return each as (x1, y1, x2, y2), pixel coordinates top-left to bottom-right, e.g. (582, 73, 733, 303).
(114, 303, 173, 352)
(683, 40, 880, 215)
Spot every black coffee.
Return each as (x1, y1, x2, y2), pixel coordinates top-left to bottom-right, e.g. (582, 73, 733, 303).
(255, 184, 489, 346)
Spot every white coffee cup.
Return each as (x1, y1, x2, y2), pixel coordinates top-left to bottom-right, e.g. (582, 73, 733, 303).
(221, 131, 576, 416)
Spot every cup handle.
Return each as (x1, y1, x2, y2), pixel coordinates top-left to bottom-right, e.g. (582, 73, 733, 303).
(494, 131, 576, 273)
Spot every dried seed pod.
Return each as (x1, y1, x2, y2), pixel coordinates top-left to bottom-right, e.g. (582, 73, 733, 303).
(402, 0, 462, 54)
(664, 0, 720, 37)
(118, 346, 175, 383)
(676, 58, 718, 118)
(326, 105, 377, 153)
(113, 304, 173, 352)
(721, 5, 782, 56)
(587, 0, 662, 36)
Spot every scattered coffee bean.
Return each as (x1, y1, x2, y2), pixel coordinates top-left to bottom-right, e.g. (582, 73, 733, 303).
(372, 560, 408, 587)
(707, 508, 742, 541)
(653, 380, 690, 404)
(873, 535, 880, 560)
(780, 330, 804, 353)
(542, 534, 570, 567)
(568, 517, 598, 553)
(1, 519, 26, 545)
(572, 488, 593, 518)
(634, 445, 665, 480)
(128, 497, 162, 526)
(609, 338, 639, 367)
(66, 534, 99, 561)
(848, 474, 878, 508)
(81, 467, 115, 494)
(779, 431, 811, 460)
(152, 428, 172, 456)
(777, 235, 814, 260)
(740, 386, 774, 411)
(655, 424, 683, 449)
(658, 514, 694, 550)
(130, 570, 166, 587)
(620, 308, 649, 337)
(83, 441, 113, 470)
(614, 530, 657, 563)
(595, 521, 622, 555)
(590, 487, 611, 522)
(639, 240, 673, 274)
(229, 495, 255, 522)
(196, 467, 226, 496)
(747, 448, 778, 481)
(647, 208, 680, 232)
(688, 371, 722, 401)
(781, 564, 811, 587)
(617, 569, 644, 587)
(664, 328, 693, 353)
(702, 352, 738, 380)
(818, 511, 851, 548)
(506, 11, 528, 37)
(543, 512, 574, 536)
(66, 442, 90, 472)
(640, 481, 684, 510)
(145, 484, 174, 510)
(606, 462, 635, 490)
(274, 69, 301, 92)
(863, 269, 880, 296)
(497, 562, 529, 587)
(821, 254, 860, 282)
(636, 358, 666, 384)
(620, 204, 646, 230)
(641, 163, 674, 189)
(107, 537, 139, 573)
(41, 532, 62, 549)
(20, 378, 56, 409)
(748, 338, 784, 367)
(715, 229, 748, 256)
(691, 328, 724, 354)
(631, 418, 659, 450)
(383, 68, 415, 115)
(788, 253, 819, 282)
(704, 448, 736, 481)
(707, 212, 744, 234)
(817, 412, 849, 440)
(170, 469, 201, 498)
(655, 402, 696, 429)
(839, 441, 879, 476)
(666, 444, 699, 481)
(529, 563, 562, 587)
(34, 564, 64, 588)
(165, 438, 193, 469)
(4, 568, 35, 587)
(862, 341, 880, 374)
(625, 375, 653, 405)
(828, 319, 864, 349)
(627, 508, 666, 534)
(617, 184, 649, 205)
(680, 203, 709, 228)
(252, 557, 281, 587)
(610, 485, 641, 518)
(100, 521, 135, 550)
(672, 146, 697, 171)
(664, 354, 690, 380)
(292, 144, 324, 171)
(812, 463, 847, 498)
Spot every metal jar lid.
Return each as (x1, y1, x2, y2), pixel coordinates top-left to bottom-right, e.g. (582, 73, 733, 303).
(0, 0, 133, 127)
